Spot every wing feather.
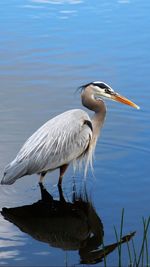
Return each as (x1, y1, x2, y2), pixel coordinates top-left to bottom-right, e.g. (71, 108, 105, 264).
(15, 109, 92, 174)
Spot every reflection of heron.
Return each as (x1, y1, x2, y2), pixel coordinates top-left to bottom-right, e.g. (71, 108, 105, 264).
(1, 183, 135, 264)
(1, 81, 139, 185)
(1, 183, 104, 257)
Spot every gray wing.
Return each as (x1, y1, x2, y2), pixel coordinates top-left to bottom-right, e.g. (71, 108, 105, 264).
(1, 109, 92, 184)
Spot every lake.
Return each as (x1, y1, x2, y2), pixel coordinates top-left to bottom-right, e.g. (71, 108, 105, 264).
(0, 0, 150, 266)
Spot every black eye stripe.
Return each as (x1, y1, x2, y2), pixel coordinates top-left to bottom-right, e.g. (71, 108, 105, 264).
(92, 82, 114, 94)
(92, 82, 109, 89)
(105, 88, 111, 94)
(79, 81, 113, 93)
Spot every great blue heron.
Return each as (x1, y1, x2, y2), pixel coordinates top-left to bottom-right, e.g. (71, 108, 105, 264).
(1, 81, 139, 186)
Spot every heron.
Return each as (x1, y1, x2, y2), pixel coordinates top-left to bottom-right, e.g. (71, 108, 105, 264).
(1, 81, 139, 186)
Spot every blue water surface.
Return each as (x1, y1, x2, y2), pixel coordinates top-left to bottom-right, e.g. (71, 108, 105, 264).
(0, 0, 150, 266)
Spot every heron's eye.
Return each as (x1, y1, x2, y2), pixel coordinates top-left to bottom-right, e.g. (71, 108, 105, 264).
(105, 88, 111, 94)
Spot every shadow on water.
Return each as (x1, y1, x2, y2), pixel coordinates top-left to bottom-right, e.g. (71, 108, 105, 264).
(1, 183, 135, 265)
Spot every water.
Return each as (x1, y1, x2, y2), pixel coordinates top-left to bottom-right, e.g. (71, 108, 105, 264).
(0, 0, 150, 266)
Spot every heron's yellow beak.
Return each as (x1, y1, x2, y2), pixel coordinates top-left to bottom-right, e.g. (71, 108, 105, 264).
(111, 94, 140, 110)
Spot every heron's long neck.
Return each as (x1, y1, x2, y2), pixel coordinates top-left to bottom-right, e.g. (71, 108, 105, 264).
(81, 90, 106, 141)
(92, 101, 106, 143)
(93, 107, 106, 132)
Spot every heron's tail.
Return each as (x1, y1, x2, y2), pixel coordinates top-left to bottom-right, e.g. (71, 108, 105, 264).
(1, 159, 28, 185)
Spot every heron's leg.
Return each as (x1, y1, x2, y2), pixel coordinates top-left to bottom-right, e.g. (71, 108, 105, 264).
(39, 171, 47, 184)
(58, 183, 66, 203)
(39, 182, 53, 203)
(58, 164, 68, 186)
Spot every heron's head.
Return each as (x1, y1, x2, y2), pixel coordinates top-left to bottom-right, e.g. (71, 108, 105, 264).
(81, 81, 140, 109)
